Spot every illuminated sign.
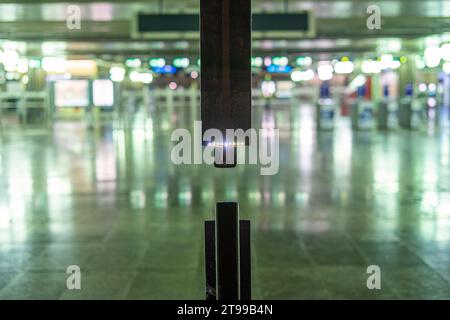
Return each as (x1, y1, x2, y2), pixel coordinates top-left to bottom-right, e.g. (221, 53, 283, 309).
(152, 65, 177, 74)
(54, 80, 89, 107)
(133, 12, 316, 39)
(93, 79, 114, 107)
(266, 65, 293, 73)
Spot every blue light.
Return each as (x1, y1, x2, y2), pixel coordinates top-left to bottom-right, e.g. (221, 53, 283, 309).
(152, 65, 177, 74)
(266, 64, 293, 73)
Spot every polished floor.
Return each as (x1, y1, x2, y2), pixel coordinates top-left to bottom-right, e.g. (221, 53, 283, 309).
(0, 101, 450, 299)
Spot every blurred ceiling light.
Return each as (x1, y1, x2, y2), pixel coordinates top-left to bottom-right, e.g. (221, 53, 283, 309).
(317, 64, 333, 81)
(173, 57, 190, 68)
(2, 50, 20, 72)
(334, 61, 354, 74)
(390, 60, 401, 69)
(2, 41, 26, 53)
(440, 43, 450, 62)
(16, 58, 28, 73)
(425, 35, 441, 48)
(362, 60, 381, 74)
(109, 66, 125, 82)
(251, 57, 263, 68)
(149, 58, 166, 68)
(296, 56, 312, 67)
(5, 72, 18, 81)
(290, 71, 302, 82)
(41, 42, 67, 56)
(272, 56, 289, 67)
(424, 47, 441, 68)
(291, 69, 314, 82)
(42, 57, 67, 73)
(380, 54, 392, 69)
(2, 41, 17, 51)
(380, 54, 400, 70)
(129, 70, 141, 82)
(377, 39, 401, 53)
(129, 71, 153, 84)
(443, 61, 450, 74)
(140, 73, 153, 84)
(125, 58, 142, 68)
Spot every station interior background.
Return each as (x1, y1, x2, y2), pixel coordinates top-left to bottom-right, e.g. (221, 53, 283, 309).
(0, 0, 450, 299)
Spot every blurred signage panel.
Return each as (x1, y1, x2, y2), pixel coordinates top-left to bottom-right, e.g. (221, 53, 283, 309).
(252, 13, 315, 38)
(266, 65, 293, 73)
(54, 80, 89, 108)
(152, 65, 177, 74)
(93, 79, 114, 107)
(66, 60, 98, 77)
(132, 12, 315, 39)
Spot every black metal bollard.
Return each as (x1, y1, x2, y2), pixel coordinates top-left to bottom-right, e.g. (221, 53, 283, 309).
(216, 202, 239, 299)
(204, 202, 251, 300)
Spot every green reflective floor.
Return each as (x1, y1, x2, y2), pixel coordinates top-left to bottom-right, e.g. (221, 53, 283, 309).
(0, 103, 449, 299)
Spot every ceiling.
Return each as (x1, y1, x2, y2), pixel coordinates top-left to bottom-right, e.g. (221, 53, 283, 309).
(0, 0, 449, 56)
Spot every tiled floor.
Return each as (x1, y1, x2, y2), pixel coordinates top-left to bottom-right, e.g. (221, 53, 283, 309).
(0, 103, 449, 299)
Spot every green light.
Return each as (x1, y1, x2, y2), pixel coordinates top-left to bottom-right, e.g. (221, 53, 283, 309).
(173, 57, 190, 68)
(251, 57, 263, 67)
(125, 58, 141, 68)
(272, 56, 288, 66)
(149, 58, 166, 68)
(295, 56, 312, 66)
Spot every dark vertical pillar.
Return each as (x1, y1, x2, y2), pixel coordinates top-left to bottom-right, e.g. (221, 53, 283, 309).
(204, 221, 217, 300)
(239, 220, 251, 300)
(200, 0, 252, 140)
(215, 202, 239, 300)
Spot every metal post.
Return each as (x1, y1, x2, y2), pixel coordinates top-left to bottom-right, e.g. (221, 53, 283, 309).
(204, 220, 217, 300)
(239, 220, 251, 300)
(215, 202, 239, 300)
(200, 0, 251, 139)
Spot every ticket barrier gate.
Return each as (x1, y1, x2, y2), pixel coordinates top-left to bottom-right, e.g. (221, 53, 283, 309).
(0, 91, 51, 129)
(351, 86, 375, 130)
(399, 97, 424, 130)
(378, 86, 399, 130)
(316, 83, 336, 131)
